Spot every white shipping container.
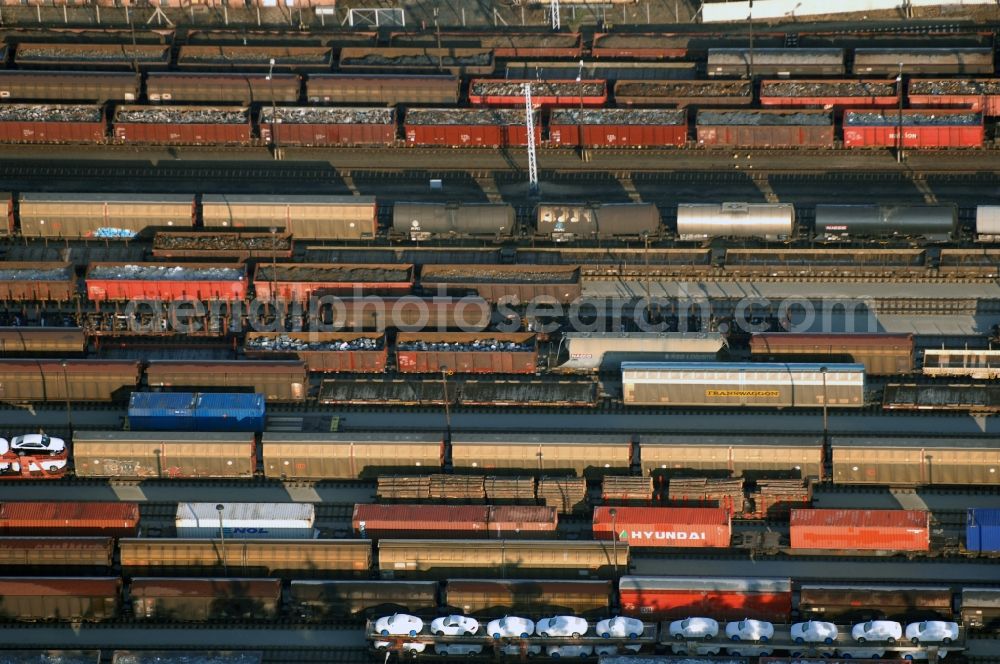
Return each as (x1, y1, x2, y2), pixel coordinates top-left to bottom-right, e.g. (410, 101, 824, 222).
(175, 502, 316, 539)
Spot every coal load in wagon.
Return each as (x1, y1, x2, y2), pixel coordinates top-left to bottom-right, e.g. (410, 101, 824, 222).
(699, 110, 832, 126)
(261, 107, 394, 125)
(423, 266, 576, 283)
(847, 111, 981, 126)
(17, 44, 168, 63)
(550, 108, 685, 125)
(910, 79, 1000, 95)
(115, 108, 248, 124)
(154, 234, 291, 252)
(87, 265, 244, 281)
(616, 80, 751, 97)
(405, 108, 530, 126)
(342, 52, 491, 67)
(0, 104, 102, 122)
(765, 80, 897, 96)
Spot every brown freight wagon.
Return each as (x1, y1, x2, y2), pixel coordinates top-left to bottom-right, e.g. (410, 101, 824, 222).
(252, 263, 414, 302)
(962, 587, 1000, 629)
(638, 433, 824, 480)
(0, 71, 140, 103)
(244, 332, 387, 373)
(0, 577, 121, 622)
(0, 359, 141, 402)
(486, 505, 558, 539)
(450, 433, 632, 478)
(419, 264, 582, 304)
(750, 333, 915, 375)
(444, 579, 612, 618)
(113, 106, 251, 146)
(395, 332, 538, 374)
(696, 109, 835, 148)
(152, 231, 292, 261)
(324, 296, 492, 331)
(14, 43, 170, 70)
(290, 580, 439, 619)
(72, 431, 256, 479)
(614, 80, 752, 107)
(0, 502, 138, 537)
(0, 104, 105, 144)
(145, 360, 307, 402)
(391, 32, 584, 58)
(176, 45, 334, 71)
(352, 504, 490, 539)
(0, 327, 87, 354)
(19, 193, 196, 239)
(119, 539, 373, 578)
(147, 72, 300, 105)
(0, 262, 76, 301)
(130, 577, 282, 620)
(338, 47, 495, 76)
(306, 74, 460, 105)
(201, 194, 378, 241)
(1, 193, 10, 236)
(831, 435, 1000, 486)
(591, 33, 691, 59)
(260, 107, 396, 147)
(262, 432, 444, 480)
(799, 583, 953, 622)
(378, 539, 627, 579)
(0, 537, 114, 569)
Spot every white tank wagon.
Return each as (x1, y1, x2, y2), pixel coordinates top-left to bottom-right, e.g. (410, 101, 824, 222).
(676, 202, 795, 241)
(555, 332, 728, 373)
(621, 361, 865, 408)
(392, 202, 515, 242)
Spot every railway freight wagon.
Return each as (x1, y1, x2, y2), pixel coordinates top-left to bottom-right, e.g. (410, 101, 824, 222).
(621, 362, 865, 408)
(259, 107, 397, 148)
(637, 433, 823, 480)
(338, 47, 495, 76)
(306, 74, 461, 106)
(619, 576, 793, 622)
(112, 106, 252, 146)
(675, 202, 795, 241)
(0, 577, 121, 622)
(200, 194, 378, 241)
(759, 79, 900, 109)
(554, 331, 728, 372)
(146, 72, 299, 105)
(0, 327, 87, 355)
(244, 332, 388, 373)
(789, 508, 931, 552)
(909, 79, 1000, 115)
(290, 580, 440, 619)
(852, 47, 995, 75)
(0, 103, 105, 144)
(468, 79, 608, 108)
(696, 110, 835, 149)
(449, 433, 631, 478)
(72, 431, 256, 479)
(18, 193, 196, 239)
(0, 359, 140, 402)
(85, 262, 247, 302)
(176, 45, 334, 72)
(707, 48, 847, 77)
(145, 360, 307, 402)
(443, 579, 612, 618)
(749, 333, 915, 375)
(613, 80, 752, 107)
(392, 202, 515, 241)
(815, 204, 958, 241)
(0, 71, 141, 103)
(252, 263, 414, 301)
(922, 348, 1000, 379)
(831, 435, 1000, 486)
(130, 578, 282, 620)
(534, 202, 661, 242)
(395, 332, 538, 374)
(799, 583, 954, 623)
(261, 432, 445, 480)
(404, 108, 540, 148)
(843, 109, 984, 149)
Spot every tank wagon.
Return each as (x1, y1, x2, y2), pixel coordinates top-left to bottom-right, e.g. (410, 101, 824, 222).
(392, 202, 515, 242)
(621, 362, 865, 408)
(815, 204, 958, 242)
(675, 203, 795, 241)
(535, 202, 661, 242)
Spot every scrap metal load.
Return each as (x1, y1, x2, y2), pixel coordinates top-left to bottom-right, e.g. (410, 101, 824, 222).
(844, 109, 983, 148)
(0, 104, 102, 122)
(0, 262, 76, 301)
(697, 110, 834, 148)
(396, 332, 538, 374)
(469, 79, 608, 107)
(177, 45, 334, 69)
(85, 263, 247, 302)
(245, 334, 383, 352)
(548, 109, 687, 148)
(261, 107, 394, 125)
(909, 78, 1000, 115)
(113, 106, 251, 146)
(0, 103, 106, 144)
(87, 264, 243, 281)
(259, 107, 396, 147)
(114, 106, 247, 125)
(404, 108, 539, 147)
(338, 47, 495, 75)
(253, 263, 413, 301)
(614, 80, 752, 106)
(760, 79, 899, 108)
(405, 108, 528, 126)
(15, 43, 170, 68)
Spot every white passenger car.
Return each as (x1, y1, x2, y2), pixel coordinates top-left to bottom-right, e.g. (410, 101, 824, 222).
(905, 620, 960, 644)
(488, 616, 535, 639)
(791, 620, 838, 644)
(546, 645, 593, 658)
(10, 433, 66, 455)
(0, 438, 67, 473)
(434, 643, 483, 656)
(536, 616, 589, 638)
(374, 614, 423, 637)
(852, 620, 902, 643)
(596, 617, 644, 639)
(726, 618, 774, 642)
(431, 615, 479, 636)
(669, 617, 719, 640)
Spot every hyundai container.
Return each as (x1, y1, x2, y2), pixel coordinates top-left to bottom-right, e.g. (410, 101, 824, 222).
(592, 506, 731, 548)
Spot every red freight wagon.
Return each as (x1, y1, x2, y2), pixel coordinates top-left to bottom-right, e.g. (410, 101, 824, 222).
(909, 79, 1000, 116)
(548, 108, 687, 148)
(487, 506, 558, 539)
(760, 79, 899, 109)
(395, 332, 538, 374)
(405, 108, 540, 148)
(253, 263, 414, 302)
(0, 104, 105, 144)
(113, 105, 251, 146)
(592, 506, 731, 548)
(85, 262, 247, 302)
(260, 107, 397, 147)
(790, 508, 930, 551)
(591, 33, 690, 59)
(0, 577, 121, 621)
(468, 79, 608, 108)
(843, 109, 984, 148)
(353, 504, 490, 539)
(697, 109, 835, 148)
(0, 502, 139, 537)
(619, 576, 793, 622)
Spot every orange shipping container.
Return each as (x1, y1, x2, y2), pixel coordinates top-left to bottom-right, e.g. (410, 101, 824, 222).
(0, 502, 138, 537)
(353, 504, 489, 539)
(790, 508, 930, 551)
(487, 505, 558, 538)
(592, 506, 731, 548)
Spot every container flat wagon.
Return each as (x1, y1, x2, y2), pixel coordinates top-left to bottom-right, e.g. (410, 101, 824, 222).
(831, 435, 1000, 486)
(852, 47, 995, 75)
(306, 74, 460, 105)
(0, 71, 140, 103)
(707, 48, 846, 77)
(622, 362, 865, 408)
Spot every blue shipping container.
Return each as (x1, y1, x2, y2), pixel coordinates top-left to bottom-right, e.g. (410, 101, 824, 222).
(128, 392, 197, 431)
(194, 393, 266, 432)
(967, 508, 1000, 553)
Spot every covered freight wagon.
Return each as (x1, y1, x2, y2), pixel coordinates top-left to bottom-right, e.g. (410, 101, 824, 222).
(0, 71, 139, 103)
(799, 583, 953, 622)
(469, 79, 607, 108)
(146, 72, 299, 105)
(391, 32, 584, 59)
(176, 503, 315, 539)
(614, 80, 751, 107)
(760, 79, 899, 109)
(676, 202, 795, 241)
(815, 204, 958, 241)
(72, 431, 256, 479)
(395, 332, 537, 374)
(622, 361, 865, 408)
(789, 508, 931, 551)
(0, 577, 120, 622)
(0, 537, 114, 570)
(419, 264, 580, 304)
(404, 108, 540, 148)
(130, 577, 282, 621)
(909, 79, 1000, 115)
(252, 263, 413, 302)
(619, 576, 792, 622)
(85, 262, 247, 302)
(707, 48, 846, 77)
(592, 506, 731, 548)
(19, 193, 195, 239)
(843, 109, 984, 149)
(0, 359, 141, 402)
(0, 262, 76, 301)
(262, 432, 444, 479)
(444, 579, 611, 618)
(749, 333, 915, 375)
(201, 194, 378, 241)
(450, 432, 631, 478)
(977, 205, 1000, 242)
(548, 108, 687, 148)
(637, 433, 823, 480)
(0, 104, 105, 144)
(0, 327, 87, 354)
(113, 106, 252, 146)
(245, 332, 388, 373)
(290, 580, 438, 619)
(853, 47, 994, 75)
(831, 435, 1000, 486)
(306, 74, 460, 105)
(555, 332, 727, 372)
(259, 107, 396, 147)
(696, 109, 834, 148)
(145, 360, 307, 402)
(392, 202, 515, 241)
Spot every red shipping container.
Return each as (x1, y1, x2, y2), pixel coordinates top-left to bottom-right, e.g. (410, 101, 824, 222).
(790, 509, 930, 551)
(353, 504, 489, 538)
(592, 506, 731, 548)
(619, 576, 793, 622)
(843, 109, 984, 148)
(0, 502, 139, 537)
(487, 505, 558, 538)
